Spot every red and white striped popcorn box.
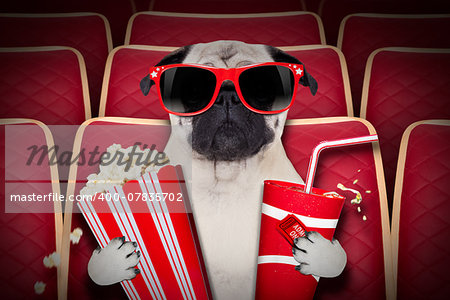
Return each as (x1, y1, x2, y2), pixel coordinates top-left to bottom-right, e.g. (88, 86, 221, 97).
(256, 180, 345, 300)
(78, 165, 212, 300)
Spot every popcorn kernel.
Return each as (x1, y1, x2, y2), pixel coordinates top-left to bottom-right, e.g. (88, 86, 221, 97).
(34, 281, 46, 294)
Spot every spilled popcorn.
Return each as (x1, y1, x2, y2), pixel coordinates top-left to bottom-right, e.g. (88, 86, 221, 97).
(34, 281, 46, 295)
(80, 144, 169, 196)
(363, 215, 367, 221)
(70, 227, 83, 245)
(43, 252, 60, 268)
(337, 183, 362, 204)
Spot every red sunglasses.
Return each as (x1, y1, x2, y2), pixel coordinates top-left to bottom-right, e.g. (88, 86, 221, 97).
(148, 62, 304, 116)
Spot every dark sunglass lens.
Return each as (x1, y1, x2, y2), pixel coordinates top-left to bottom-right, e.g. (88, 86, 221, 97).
(160, 67, 216, 114)
(239, 65, 294, 112)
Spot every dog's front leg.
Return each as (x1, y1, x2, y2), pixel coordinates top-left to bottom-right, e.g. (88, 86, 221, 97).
(292, 231, 347, 278)
(88, 236, 141, 285)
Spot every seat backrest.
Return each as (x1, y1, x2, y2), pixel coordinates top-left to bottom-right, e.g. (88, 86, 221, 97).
(0, 118, 62, 299)
(283, 117, 393, 300)
(99, 45, 175, 119)
(0, 47, 91, 125)
(125, 11, 325, 47)
(360, 47, 450, 206)
(391, 120, 450, 299)
(337, 14, 450, 115)
(60, 117, 171, 299)
(100, 45, 351, 119)
(0, 13, 113, 115)
(148, 0, 305, 13)
(60, 116, 393, 299)
(281, 45, 353, 118)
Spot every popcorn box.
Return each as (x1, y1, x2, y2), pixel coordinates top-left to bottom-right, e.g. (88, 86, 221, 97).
(78, 165, 212, 300)
(256, 180, 345, 300)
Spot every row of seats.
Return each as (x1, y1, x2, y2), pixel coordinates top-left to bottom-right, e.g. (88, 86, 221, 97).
(1, 12, 449, 116)
(2, 44, 449, 207)
(2, 0, 448, 46)
(1, 6, 449, 300)
(2, 117, 448, 299)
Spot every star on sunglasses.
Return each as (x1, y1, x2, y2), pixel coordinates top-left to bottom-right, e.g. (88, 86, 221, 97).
(143, 62, 310, 116)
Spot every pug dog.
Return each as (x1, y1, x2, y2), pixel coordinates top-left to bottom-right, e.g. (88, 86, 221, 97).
(88, 41, 346, 299)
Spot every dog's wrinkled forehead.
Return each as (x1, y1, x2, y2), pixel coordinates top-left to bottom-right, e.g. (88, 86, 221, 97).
(183, 40, 274, 67)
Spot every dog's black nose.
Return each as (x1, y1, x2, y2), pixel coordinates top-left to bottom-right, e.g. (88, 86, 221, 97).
(215, 81, 241, 107)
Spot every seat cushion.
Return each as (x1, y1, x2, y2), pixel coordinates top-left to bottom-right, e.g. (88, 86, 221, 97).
(339, 14, 450, 115)
(0, 13, 112, 115)
(0, 48, 88, 125)
(283, 118, 390, 299)
(395, 121, 450, 299)
(362, 48, 450, 205)
(1, 120, 60, 299)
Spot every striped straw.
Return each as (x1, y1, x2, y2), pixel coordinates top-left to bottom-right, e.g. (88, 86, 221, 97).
(304, 135, 379, 194)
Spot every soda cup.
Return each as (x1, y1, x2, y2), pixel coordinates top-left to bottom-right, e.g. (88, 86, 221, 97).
(255, 135, 378, 299)
(256, 180, 345, 299)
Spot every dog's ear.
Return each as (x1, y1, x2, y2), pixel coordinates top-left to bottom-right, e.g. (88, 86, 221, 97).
(140, 74, 154, 96)
(140, 45, 192, 96)
(266, 45, 318, 96)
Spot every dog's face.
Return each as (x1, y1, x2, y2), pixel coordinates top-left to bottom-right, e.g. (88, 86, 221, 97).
(141, 41, 317, 162)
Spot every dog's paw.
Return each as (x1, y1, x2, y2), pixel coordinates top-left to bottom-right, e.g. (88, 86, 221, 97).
(88, 236, 141, 285)
(292, 231, 346, 278)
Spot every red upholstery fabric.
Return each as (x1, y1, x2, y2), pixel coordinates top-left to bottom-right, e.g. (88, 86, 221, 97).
(102, 46, 349, 119)
(127, 12, 324, 47)
(0, 14, 111, 116)
(0, 48, 88, 125)
(283, 118, 389, 299)
(65, 119, 170, 299)
(0, 121, 59, 299)
(0, 0, 134, 47)
(285, 47, 350, 118)
(149, 0, 304, 13)
(363, 49, 450, 207)
(395, 122, 450, 299)
(339, 14, 450, 115)
(101, 47, 171, 119)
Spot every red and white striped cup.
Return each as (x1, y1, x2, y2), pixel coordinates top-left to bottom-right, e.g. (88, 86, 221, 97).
(255, 180, 345, 299)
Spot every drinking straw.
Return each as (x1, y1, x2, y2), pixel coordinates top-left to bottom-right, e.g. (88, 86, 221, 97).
(304, 135, 378, 194)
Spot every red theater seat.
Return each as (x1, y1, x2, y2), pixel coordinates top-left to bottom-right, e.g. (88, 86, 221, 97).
(391, 120, 450, 299)
(0, 13, 113, 116)
(0, 47, 91, 125)
(100, 45, 351, 119)
(61, 116, 393, 299)
(148, 0, 305, 13)
(281, 45, 353, 118)
(0, 118, 63, 299)
(337, 14, 450, 115)
(99, 45, 175, 119)
(60, 117, 170, 299)
(360, 47, 450, 207)
(125, 11, 326, 47)
(283, 117, 393, 300)
(318, 0, 450, 46)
